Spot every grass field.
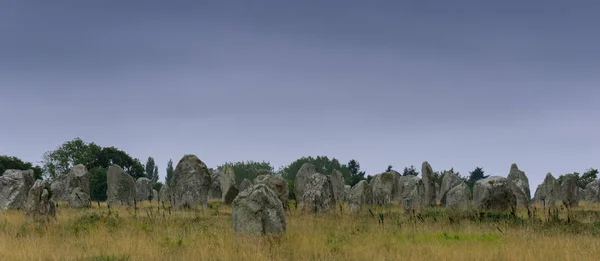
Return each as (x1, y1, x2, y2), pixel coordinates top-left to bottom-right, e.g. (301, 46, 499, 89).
(1, 201, 600, 261)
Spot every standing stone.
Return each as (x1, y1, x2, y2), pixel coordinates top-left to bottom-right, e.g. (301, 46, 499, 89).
(344, 185, 351, 202)
(25, 180, 55, 222)
(534, 173, 561, 207)
(0, 169, 35, 210)
(348, 180, 372, 214)
(371, 172, 396, 205)
(152, 189, 159, 201)
(170, 155, 212, 208)
(584, 179, 600, 202)
(293, 163, 317, 205)
(135, 177, 153, 202)
(561, 173, 579, 207)
(106, 165, 135, 206)
(438, 172, 462, 206)
(208, 169, 222, 199)
(158, 184, 170, 203)
(254, 174, 289, 210)
(446, 182, 471, 212)
(302, 173, 336, 213)
(506, 163, 531, 207)
(473, 176, 517, 211)
(397, 176, 424, 213)
(329, 169, 345, 204)
(67, 164, 91, 208)
(239, 179, 253, 192)
(50, 174, 69, 201)
(220, 165, 239, 204)
(421, 162, 437, 207)
(232, 184, 286, 236)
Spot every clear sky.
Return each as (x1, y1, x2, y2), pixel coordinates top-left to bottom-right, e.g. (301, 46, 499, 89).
(1, 0, 599, 188)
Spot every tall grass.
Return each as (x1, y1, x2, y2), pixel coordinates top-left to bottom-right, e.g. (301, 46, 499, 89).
(1, 201, 599, 260)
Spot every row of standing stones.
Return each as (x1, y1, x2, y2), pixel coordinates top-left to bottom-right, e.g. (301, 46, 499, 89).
(1, 155, 598, 235)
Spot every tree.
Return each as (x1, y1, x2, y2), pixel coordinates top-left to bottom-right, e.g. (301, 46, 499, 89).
(279, 156, 352, 184)
(433, 168, 463, 187)
(218, 161, 274, 184)
(41, 137, 101, 179)
(386, 165, 393, 172)
(578, 168, 598, 188)
(89, 167, 107, 201)
(153, 182, 163, 193)
(347, 159, 367, 187)
(402, 165, 419, 176)
(165, 159, 174, 185)
(94, 147, 145, 179)
(0, 155, 43, 180)
(145, 157, 159, 183)
(467, 167, 488, 191)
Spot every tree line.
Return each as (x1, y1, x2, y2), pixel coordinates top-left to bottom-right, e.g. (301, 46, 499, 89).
(1, 137, 598, 201)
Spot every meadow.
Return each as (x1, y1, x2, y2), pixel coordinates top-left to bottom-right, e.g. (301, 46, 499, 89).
(1, 201, 600, 261)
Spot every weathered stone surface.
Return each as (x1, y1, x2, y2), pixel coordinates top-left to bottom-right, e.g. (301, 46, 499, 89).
(371, 172, 396, 205)
(561, 173, 579, 207)
(348, 180, 372, 214)
(67, 164, 91, 208)
(438, 172, 462, 206)
(0, 169, 35, 210)
(421, 162, 437, 207)
(329, 169, 345, 204)
(25, 179, 55, 222)
(294, 163, 317, 205)
(534, 173, 561, 206)
(473, 176, 516, 211)
(208, 169, 222, 199)
(50, 174, 69, 201)
(106, 165, 135, 206)
(239, 179, 253, 192)
(302, 173, 335, 213)
(584, 179, 600, 202)
(254, 174, 289, 210)
(397, 176, 424, 213)
(152, 189, 159, 201)
(170, 155, 212, 208)
(446, 182, 471, 212)
(220, 165, 238, 204)
(506, 163, 531, 207)
(159, 184, 170, 203)
(232, 184, 286, 236)
(344, 185, 351, 202)
(135, 178, 153, 202)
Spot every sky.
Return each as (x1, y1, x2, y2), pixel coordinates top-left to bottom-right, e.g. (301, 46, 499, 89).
(1, 0, 599, 188)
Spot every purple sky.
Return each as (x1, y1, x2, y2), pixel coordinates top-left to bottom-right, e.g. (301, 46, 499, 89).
(1, 0, 599, 187)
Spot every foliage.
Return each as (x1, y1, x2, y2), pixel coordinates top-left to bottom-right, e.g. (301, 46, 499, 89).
(0, 155, 43, 180)
(467, 167, 489, 191)
(152, 182, 163, 193)
(347, 159, 367, 187)
(145, 157, 159, 183)
(89, 167, 107, 201)
(402, 165, 419, 176)
(218, 161, 274, 184)
(94, 147, 145, 179)
(578, 168, 598, 188)
(432, 168, 464, 187)
(279, 156, 352, 184)
(386, 165, 393, 172)
(165, 159, 174, 185)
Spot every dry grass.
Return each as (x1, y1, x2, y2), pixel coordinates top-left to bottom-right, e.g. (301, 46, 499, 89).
(1, 201, 600, 261)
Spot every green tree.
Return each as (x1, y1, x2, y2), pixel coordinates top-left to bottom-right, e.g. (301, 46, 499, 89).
(41, 137, 101, 179)
(347, 159, 367, 187)
(94, 147, 145, 179)
(165, 159, 174, 185)
(152, 182, 163, 193)
(578, 168, 598, 188)
(433, 168, 463, 187)
(0, 155, 43, 180)
(218, 161, 274, 184)
(89, 167, 107, 201)
(402, 165, 419, 176)
(467, 167, 488, 190)
(145, 157, 159, 183)
(386, 165, 393, 172)
(279, 156, 351, 184)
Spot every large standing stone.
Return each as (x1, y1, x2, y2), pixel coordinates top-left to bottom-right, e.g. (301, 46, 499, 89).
(446, 182, 471, 212)
(159, 184, 170, 203)
(67, 164, 91, 208)
(239, 178, 253, 192)
(506, 163, 531, 207)
(25, 179, 55, 222)
(106, 165, 135, 206)
(208, 169, 222, 199)
(294, 163, 317, 205)
(232, 184, 286, 236)
(254, 174, 289, 210)
(473, 176, 516, 211)
(348, 180, 372, 214)
(561, 173, 579, 207)
(584, 179, 600, 202)
(534, 173, 561, 206)
(371, 172, 396, 205)
(135, 177, 152, 202)
(302, 173, 335, 213)
(152, 189, 159, 201)
(50, 174, 69, 201)
(0, 169, 35, 210)
(421, 162, 437, 207)
(329, 169, 345, 204)
(397, 176, 424, 213)
(170, 155, 212, 208)
(220, 165, 239, 204)
(344, 185, 351, 202)
(438, 172, 463, 206)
